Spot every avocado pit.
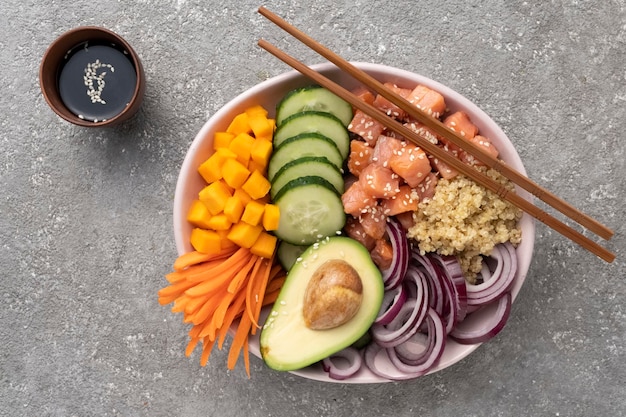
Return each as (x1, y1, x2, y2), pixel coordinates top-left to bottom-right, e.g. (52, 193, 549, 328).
(302, 259, 363, 330)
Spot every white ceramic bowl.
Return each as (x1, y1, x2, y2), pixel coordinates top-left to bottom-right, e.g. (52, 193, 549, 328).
(173, 62, 535, 383)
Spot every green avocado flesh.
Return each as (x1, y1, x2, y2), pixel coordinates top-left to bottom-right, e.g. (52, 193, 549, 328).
(260, 237, 384, 371)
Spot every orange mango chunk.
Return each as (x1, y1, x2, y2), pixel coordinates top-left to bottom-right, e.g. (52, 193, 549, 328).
(190, 228, 221, 254)
(186, 200, 213, 229)
(227, 222, 263, 249)
(250, 232, 278, 259)
(223, 196, 245, 224)
(226, 113, 251, 135)
(242, 170, 271, 200)
(250, 139, 273, 168)
(206, 213, 232, 231)
(262, 204, 280, 231)
(198, 180, 233, 215)
(198, 148, 237, 184)
(233, 188, 253, 206)
(222, 158, 250, 189)
(229, 133, 255, 166)
(213, 131, 235, 150)
(241, 201, 265, 226)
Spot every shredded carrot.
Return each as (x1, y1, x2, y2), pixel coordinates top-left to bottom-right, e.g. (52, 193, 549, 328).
(217, 289, 247, 349)
(200, 337, 216, 367)
(173, 247, 236, 271)
(159, 245, 286, 377)
(227, 312, 252, 375)
(185, 336, 201, 357)
(261, 289, 281, 307)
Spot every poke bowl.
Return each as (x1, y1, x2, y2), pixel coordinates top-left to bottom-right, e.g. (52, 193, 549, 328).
(172, 62, 535, 383)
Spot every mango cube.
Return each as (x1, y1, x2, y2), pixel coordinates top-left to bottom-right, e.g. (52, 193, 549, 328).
(241, 201, 265, 226)
(250, 231, 278, 259)
(242, 170, 271, 200)
(190, 228, 221, 254)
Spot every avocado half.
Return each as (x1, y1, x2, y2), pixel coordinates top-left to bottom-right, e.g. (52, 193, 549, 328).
(260, 237, 384, 371)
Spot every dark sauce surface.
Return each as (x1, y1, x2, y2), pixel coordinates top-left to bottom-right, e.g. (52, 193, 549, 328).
(58, 42, 137, 122)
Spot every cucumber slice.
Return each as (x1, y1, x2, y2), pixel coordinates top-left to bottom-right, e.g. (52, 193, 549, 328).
(270, 156, 344, 199)
(276, 85, 353, 127)
(276, 241, 307, 271)
(273, 111, 350, 159)
(273, 176, 346, 246)
(267, 133, 344, 181)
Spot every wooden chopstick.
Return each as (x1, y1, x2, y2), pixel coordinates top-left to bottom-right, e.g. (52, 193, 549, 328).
(258, 6, 613, 242)
(257, 38, 615, 263)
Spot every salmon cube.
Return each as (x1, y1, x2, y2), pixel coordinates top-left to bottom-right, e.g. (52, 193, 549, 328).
(358, 163, 400, 199)
(341, 181, 376, 217)
(344, 216, 376, 251)
(381, 185, 419, 216)
(403, 121, 442, 145)
(388, 143, 431, 188)
(407, 85, 447, 118)
(372, 83, 411, 119)
(415, 172, 438, 202)
(347, 140, 373, 177)
(460, 135, 499, 166)
(348, 109, 385, 146)
(372, 135, 404, 166)
(352, 87, 376, 105)
(370, 239, 394, 270)
(359, 205, 387, 240)
(429, 154, 458, 180)
(395, 211, 416, 231)
(443, 111, 478, 140)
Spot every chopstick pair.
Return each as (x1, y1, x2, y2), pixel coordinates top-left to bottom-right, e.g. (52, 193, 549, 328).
(256, 6, 615, 263)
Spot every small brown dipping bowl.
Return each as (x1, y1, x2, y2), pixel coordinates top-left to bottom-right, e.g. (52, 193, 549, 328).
(39, 26, 145, 127)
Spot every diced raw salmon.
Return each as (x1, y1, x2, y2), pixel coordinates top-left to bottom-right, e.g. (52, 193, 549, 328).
(388, 143, 431, 188)
(372, 135, 403, 165)
(443, 111, 478, 140)
(429, 154, 459, 180)
(359, 206, 387, 240)
(342, 180, 376, 216)
(358, 163, 400, 199)
(343, 173, 358, 192)
(381, 184, 419, 216)
(395, 211, 416, 231)
(403, 121, 442, 145)
(347, 140, 373, 177)
(459, 135, 499, 166)
(352, 87, 376, 106)
(407, 85, 447, 118)
(348, 109, 385, 146)
(344, 216, 376, 251)
(372, 83, 412, 119)
(415, 172, 438, 202)
(370, 239, 394, 270)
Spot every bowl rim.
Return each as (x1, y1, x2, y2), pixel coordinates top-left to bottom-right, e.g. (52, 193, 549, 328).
(173, 62, 536, 383)
(39, 26, 145, 127)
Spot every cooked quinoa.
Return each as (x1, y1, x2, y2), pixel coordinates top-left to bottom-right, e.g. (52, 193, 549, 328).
(407, 167, 522, 283)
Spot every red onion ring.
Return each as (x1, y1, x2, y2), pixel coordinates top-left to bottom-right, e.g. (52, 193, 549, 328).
(411, 253, 445, 315)
(393, 327, 432, 366)
(381, 219, 409, 290)
(431, 254, 468, 333)
(321, 347, 363, 380)
(374, 282, 408, 325)
(466, 242, 517, 306)
(371, 265, 429, 348)
(364, 308, 445, 380)
(370, 298, 424, 348)
(450, 291, 512, 344)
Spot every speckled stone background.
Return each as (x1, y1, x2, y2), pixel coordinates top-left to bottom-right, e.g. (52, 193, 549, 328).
(1, 0, 624, 416)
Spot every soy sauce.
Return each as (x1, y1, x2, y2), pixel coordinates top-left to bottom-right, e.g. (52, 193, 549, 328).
(58, 42, 137, 122)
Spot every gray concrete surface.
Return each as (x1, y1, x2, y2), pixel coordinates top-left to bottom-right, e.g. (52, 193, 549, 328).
(1, 0, 625, 416)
